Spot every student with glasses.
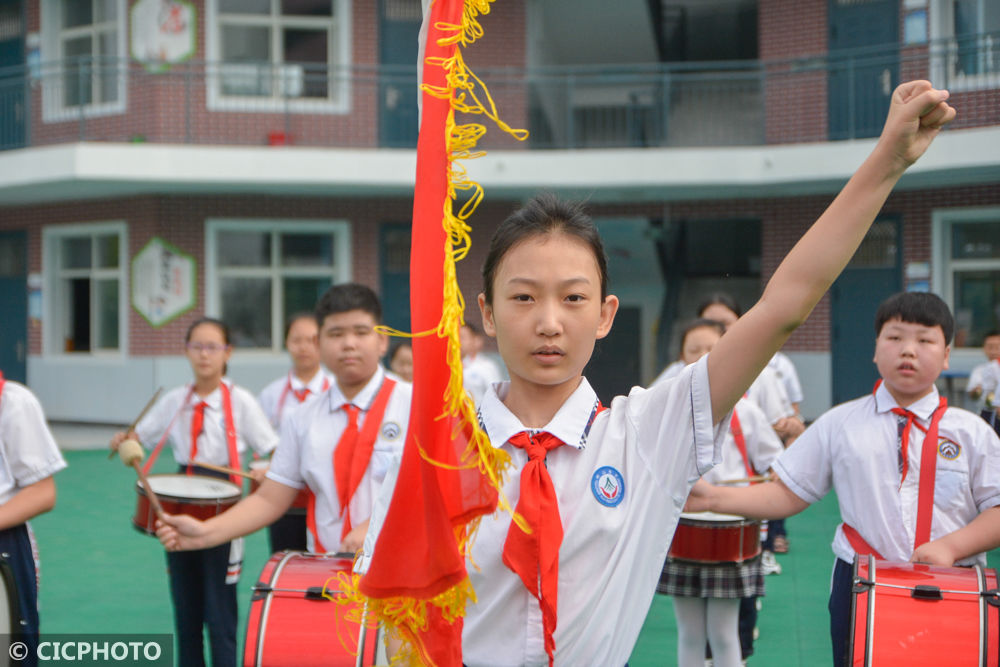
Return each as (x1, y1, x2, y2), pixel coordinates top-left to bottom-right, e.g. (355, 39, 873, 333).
(111, 317, 277, 667)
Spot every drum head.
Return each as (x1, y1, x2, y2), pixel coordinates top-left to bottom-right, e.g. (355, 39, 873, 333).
(141, 474, 242, 500)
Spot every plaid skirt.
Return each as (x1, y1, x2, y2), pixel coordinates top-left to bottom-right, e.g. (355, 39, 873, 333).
(657, 555, 765, 598)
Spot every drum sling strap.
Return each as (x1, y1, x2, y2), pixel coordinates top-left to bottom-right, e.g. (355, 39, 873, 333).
(307, 378, 396, 553)
(729, 411, 757, 480)
(844, 382, 947, 560)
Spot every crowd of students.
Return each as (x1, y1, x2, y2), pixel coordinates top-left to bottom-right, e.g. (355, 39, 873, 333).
(6, 80, 1000, 667)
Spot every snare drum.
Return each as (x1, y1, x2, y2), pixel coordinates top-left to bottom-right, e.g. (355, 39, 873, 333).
(243, 551, 380, 667)
(850, 555, 1000, 666)
(132, 474, 242, 535)
(249, 460, 309, 511)
(668, 512, 761, 564)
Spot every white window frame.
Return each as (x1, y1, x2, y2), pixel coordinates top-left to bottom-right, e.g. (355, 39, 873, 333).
(932, 206, 1000, 350)
(205, 219, 352, 353)
(205, 0, 352, 114)
(42, 221, 129, 357)
(39, 0, 128, 123)
(929, 0, 1000, 92)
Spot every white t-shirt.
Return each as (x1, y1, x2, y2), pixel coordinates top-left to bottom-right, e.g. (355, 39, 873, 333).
(703, 398, 783, 485)
(649, 360, 685, 387)
(135, 380, 278, 466)
(774, 382, 1000, 566)
(462, 355, 727, 666)
(767, 351, 804, 405)
(463, 354, 504, 405)
(745, 365, 795, 425)
(266, 366, 410, 552)
(0, 380, 68, 506)
(257, 368, 332, 431)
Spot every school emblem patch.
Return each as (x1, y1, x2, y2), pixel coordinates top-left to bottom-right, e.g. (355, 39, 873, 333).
(591, 466, 625, 507)
(381, 422, 401, 441)
(938, 438, 961, 461)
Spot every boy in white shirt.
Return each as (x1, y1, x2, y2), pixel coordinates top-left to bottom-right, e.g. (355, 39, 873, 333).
(156, 284, 411, 555)
(688, 292, 1000, 666)
(966, 330, 999, 411)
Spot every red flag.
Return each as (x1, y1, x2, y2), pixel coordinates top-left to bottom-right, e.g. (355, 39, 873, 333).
(355, 1, 523, 664)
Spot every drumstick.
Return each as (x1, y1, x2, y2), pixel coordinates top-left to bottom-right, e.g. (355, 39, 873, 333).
(108, 387, 163, 459)
(716, 474, 773, 485)
(118, 439, 166, 521)
(192, 461, 254, 480)
(133, 461, 166, 520)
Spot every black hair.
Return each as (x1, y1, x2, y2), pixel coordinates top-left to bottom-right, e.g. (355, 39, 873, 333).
(678, 318, 727, 357)
(185, 317, 231, 345)
(697, 293, 743, 319)
(185, 317, 231, 374)
(388, 340, 412, 362)
(284, 311, 317, 341)
(314, 283, 382, 327)
(984, 330, 1000, 340)
(874, 292, 955, 344)
(481, 193, 609, 304)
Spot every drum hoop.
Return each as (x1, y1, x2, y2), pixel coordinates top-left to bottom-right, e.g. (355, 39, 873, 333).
(138, 475, 242, 502)
(253, 550, 298, 666)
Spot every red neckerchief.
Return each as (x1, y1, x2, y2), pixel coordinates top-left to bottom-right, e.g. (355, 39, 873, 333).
(306, 377, 396, 552)
(275, 371, 331, 426)
(144, 383, 241, 484)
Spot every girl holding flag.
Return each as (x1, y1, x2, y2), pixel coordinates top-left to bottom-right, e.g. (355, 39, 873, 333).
(361, 79, 956, 666)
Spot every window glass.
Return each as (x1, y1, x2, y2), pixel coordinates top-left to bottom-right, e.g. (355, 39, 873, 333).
(281, 233, 333, 267)
(217, 230, 271, 267)
(62, 237, 92, 269)
(222, 25, 271, 62)
(95, 0, 118, 22)
(62, 2, 93, 28)
(282, 0, 333, 17)
(96, 234, 119, 268)
(951, 221, 1000, 260)
(221, 277, 273, 347)
(96, 278, 119, 349)
(283, 277, 331, 322)
(953, 270, 1000, 348)
(220, 0, 270, 13)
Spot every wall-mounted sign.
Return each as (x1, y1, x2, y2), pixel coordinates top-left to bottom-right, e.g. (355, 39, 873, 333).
(130, 0, 196, 72)
(132, 237, 196, 328)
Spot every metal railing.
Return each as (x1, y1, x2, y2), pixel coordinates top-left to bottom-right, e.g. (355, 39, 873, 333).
(0, 32, 997, 153)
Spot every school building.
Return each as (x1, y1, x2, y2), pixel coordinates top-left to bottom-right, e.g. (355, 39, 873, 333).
(0, 0, 998, 423)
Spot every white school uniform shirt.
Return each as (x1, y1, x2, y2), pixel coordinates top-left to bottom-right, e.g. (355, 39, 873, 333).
(0, 380, 68, 506)
(463, 355, 727, 667)
(257, 368, 332, 430)
(767, 351, 804, 405)
(978, 360, 1000, 399)
(745, 365, 795, 425)
(463, 354, 505, 405)
(702, 398, 783, 485)
(649, 360, 685, 387)
(774, 382, 1000, 566)
(266, 365, 410, 553)
(134, 379, 278, 466)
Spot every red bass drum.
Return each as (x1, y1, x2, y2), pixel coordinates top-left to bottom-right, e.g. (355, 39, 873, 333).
(243, 551, 380, 666)
(850, 554, 1000, 666)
